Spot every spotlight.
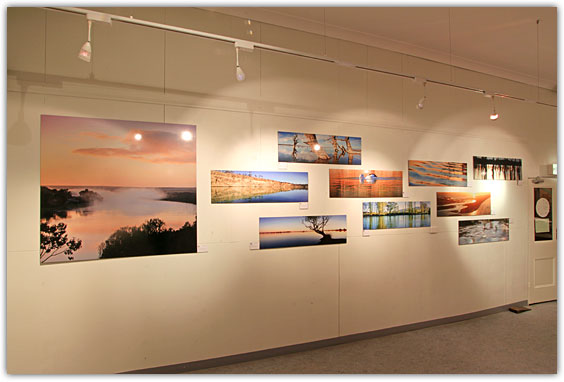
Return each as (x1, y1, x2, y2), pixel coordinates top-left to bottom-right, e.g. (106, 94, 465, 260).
(416, 96, 426, 110)
(235, 47, 245, 81)
(490, 96, 499, 121)
(416, 81, 427, 110)
(236, 66, 245, 82)
(78, 20, 93, 62)
(181, 131, 193, 141)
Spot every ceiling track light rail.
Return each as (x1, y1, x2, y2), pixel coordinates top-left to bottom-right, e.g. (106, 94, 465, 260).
(45, 6, 555, 109)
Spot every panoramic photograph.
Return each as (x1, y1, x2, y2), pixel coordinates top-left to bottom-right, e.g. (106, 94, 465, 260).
(363, 201, 431, 230)
(259, 215, 347, 249)
(278, 131, 361, 165)
(436, 192, 491, 217)
(211, 170, 308, 203)
(458, 218, 509, 245)
(473, 156, 522, 180)
(330, 169, 403, 198)
(40, 115, 197, 264)
(408, 160, 467, 187)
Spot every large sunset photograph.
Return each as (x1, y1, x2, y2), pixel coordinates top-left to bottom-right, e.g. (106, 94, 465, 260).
(40, 115, 197, 264)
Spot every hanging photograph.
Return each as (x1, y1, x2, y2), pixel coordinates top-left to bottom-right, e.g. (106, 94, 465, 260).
(40, 115, 197, 265)
(436, 192, 491, 217)
(408, 160, 467, 187)
(211, 170, 308, 203)
(458, 218, 509, 245)
(534, 188, 553, 241)
(363, 201, 431, 230)
(259, 215, 347, 249)
(473, 156, 522, 180)
(278, 131, 361, 165)
(329, 169, 402, 198)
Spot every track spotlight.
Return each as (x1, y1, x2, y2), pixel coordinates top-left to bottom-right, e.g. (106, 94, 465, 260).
(235, 47, 245, 81)
(78, 20, 92, 62)
(490, 96, 499, 120)
(416, 81, 427, 110)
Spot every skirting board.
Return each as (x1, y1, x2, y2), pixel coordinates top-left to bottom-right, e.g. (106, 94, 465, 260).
(124, 300, 528, 374)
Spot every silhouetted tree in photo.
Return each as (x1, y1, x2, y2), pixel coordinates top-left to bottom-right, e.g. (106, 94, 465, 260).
(40, 222, 82, 263)
(303, 216, 331, 239)
(98, 218, 197, 259)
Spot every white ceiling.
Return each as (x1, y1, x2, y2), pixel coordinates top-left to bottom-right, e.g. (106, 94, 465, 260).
(204, 7, 557, 91)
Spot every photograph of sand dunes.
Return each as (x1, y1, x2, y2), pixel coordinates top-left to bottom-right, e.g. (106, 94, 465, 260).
(436, 192, 491, 217)
(329, 169, 402, 198)
(278, 131, 361, 165)
(211, 170, 308, 203)
(458, 218, 509, 245)
(408, 160, 467, 187)
(40, 115, 197, 264)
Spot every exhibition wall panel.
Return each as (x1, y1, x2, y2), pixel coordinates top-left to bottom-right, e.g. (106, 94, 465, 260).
(7, 7, 556, 374)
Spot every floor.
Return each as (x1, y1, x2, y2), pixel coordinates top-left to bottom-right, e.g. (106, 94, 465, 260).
(188, 301, 557, 374)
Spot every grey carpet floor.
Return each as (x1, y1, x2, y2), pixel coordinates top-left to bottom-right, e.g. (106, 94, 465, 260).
(188, 301, 556, 374)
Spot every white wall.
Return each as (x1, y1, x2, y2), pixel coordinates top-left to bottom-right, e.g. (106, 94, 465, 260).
(7, 7, 557, 374)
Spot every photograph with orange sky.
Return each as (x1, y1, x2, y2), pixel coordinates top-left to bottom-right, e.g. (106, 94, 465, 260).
(40, 115, 197, 264)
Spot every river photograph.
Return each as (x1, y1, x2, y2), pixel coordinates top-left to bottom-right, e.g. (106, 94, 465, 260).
(259, 215, 347, 249)
(211, 170, 308, 203)
(278, 131, 361, 165)
(40, 115, 197, 264)
(330, 169, 403, 198)
(363, 201, 430, 230)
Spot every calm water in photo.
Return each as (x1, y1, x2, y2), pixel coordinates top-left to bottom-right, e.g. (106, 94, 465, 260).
(41, 187, 196, 262)
(214, 188, 308, 203)
(363, 214, 431, 230)
(260, 231, 346, 249)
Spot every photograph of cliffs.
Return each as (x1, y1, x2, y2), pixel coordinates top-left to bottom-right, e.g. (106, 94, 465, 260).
(211, 170, 308, 203)
(40, 115, 197, 265)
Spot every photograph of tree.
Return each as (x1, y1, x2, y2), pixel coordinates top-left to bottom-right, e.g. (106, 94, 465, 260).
(408, 160, 467, 187)
(473, 156, 522, 180)
(534, 188, 552, 241)
(211, 170, 308, 203)
(363, 201, 430, 230)
(40, 115, 196, 264)
(329, 169, 402, 198)
(436, 192, 491, 217)
(259, 215, 347, 249)
(278, 131, 361, 165)
(458, 218, 509, 245)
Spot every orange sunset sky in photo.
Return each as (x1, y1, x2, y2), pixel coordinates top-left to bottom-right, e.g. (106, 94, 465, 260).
(41, 115, 196, 187)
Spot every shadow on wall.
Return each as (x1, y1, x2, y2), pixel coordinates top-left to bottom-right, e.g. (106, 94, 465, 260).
(8, 86, 32, 146)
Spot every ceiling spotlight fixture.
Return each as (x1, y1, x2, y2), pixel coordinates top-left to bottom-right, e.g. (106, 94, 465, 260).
(233, 41, 254, 82)
(77, 12, 112, 63)
(490, 96, 499, 120)
(416, 81, 427, 110)
(235, 46, 245, 82)
(78, 19, 92, 62)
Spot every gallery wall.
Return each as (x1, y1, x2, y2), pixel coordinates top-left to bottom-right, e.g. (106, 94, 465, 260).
(7, 7, 557, 374)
